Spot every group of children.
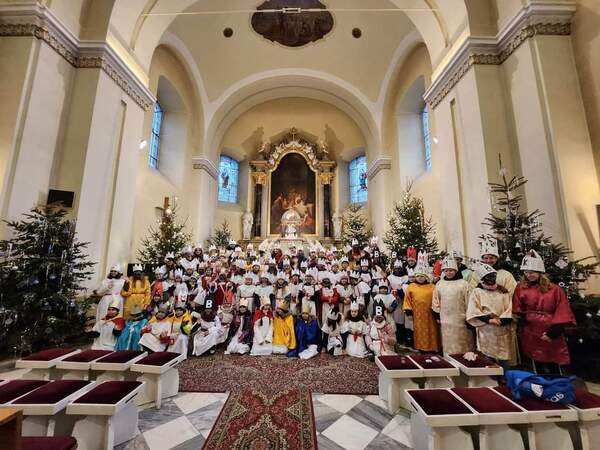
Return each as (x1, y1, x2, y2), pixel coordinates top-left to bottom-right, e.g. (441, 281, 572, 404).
(88, 236, 576, 374)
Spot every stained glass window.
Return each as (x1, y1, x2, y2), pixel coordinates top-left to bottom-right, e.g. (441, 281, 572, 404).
(349, 155, 368, 203)
(148, 101, 163, 168)
(218, 155, 239, 203)
(423, 106, 432, 171)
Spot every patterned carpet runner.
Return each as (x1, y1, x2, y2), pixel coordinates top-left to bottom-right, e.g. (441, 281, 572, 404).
(179, 352, 379, 395)
(202, 388, 317, 450)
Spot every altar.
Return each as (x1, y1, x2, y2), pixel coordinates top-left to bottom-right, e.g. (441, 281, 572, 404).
(247, 128, 337, 241)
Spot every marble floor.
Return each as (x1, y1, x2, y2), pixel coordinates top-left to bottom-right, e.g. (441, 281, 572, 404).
(115, 392, 413, 450)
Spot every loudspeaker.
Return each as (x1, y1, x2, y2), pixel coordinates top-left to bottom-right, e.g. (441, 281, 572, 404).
(47, 189, 75, 208)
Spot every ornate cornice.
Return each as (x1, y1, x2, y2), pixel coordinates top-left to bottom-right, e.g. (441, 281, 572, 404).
(366, 157, 392, 181)
(0, 2, 155, 110)
(192, 156, 219, 180)
(424, 2, 575, 109)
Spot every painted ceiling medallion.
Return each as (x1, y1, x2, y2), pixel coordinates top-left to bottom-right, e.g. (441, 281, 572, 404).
(251, 0, 334, 48)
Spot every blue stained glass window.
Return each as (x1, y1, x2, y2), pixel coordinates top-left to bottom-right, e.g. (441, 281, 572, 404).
(423, 106, 432, 171)
(148, 102, 163, 168)
(218, 155, 239, 203)
(349, 155, 368, 203)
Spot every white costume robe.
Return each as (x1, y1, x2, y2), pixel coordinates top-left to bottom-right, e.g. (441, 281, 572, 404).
(432, 279, 475, 355)
(372, 293, 397, 333)
(91, 317, 123, 350)
(387, 274, 407, 325)
(366, 322, 396, 356)
(301, 285, 317, 317)
(139, 318, 172, 352)
(342, 319, 369, 358)
(167, 315, 190, 358)
(251, 315, 273, 356)
(321, 322, 344, 355)
(226, 315, 251, 355)
(94, 278, 125, 322)
(192, 316, 223, 356)
(336, 284, 354, 320)
(237, 284, 256, 311)
(289, 283, 303, 316)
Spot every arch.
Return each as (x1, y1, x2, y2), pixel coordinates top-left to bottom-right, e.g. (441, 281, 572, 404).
(204, 70, 379, 163)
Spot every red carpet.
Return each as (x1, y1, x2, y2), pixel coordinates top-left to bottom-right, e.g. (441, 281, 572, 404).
(203, 388, 317, 450)
(179, 352, 378, 395)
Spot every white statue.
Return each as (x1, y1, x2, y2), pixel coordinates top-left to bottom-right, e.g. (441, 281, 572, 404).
(242, 210, 254, 240)
(332, 211, 342, 239)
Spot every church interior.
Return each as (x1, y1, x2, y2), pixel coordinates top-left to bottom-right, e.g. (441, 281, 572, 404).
(2, 1, 600, 449)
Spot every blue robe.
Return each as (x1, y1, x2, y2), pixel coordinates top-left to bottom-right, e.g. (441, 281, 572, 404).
(288, 318, 320, 357)
(115, 318, 148, 351)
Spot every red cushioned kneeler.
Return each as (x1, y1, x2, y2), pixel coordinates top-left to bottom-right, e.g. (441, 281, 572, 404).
(135, 352, 180, 366)
(73, 381, 143, 404)
(452, 387, 522, 413)
(572, 389, 600, 410)
(13, 380, 91, 405)
(95, 350, 144, 364)
(409, 353, 455, 369)
(378, 355, 420, 370)
(21, 436, 77, 450)
(408, 389, 472, 415)
(449, 352, 500, 368)
(494, 385, 569, 411)
(62, 349, 113, 363)
(0, 380, 49, 404)
(22, 348, 76, 361)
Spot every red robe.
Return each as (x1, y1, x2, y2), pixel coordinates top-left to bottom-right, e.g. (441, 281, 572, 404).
(512, 282, 575, 364)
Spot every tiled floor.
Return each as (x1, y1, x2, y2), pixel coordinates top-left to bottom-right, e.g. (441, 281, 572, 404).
(115, 392, 413, 450)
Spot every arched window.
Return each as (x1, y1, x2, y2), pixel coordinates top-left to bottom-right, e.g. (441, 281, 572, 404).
(423, 106, 432, 171)
(349, 155, 368, 203)
(218, 155, 239, 203)
(148, 101, 163, 168)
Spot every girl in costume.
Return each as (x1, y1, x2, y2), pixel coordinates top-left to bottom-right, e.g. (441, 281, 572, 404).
(90, 295, 125, 350)
(251, 296, 274, 356)
(191, 299, 223, 356)
(342, 301, 369, 358)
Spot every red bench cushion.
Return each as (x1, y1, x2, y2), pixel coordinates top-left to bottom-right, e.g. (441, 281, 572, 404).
(72, 381, 143, 404)
(135, 351, 180, 366)
(13, 380, 91, 405)
(494, 386, 569, 411)
(377, 355, 420, 370)
(95, 350, 144, 364)
(572, 389, 600, 410)
(449, 353, 500, 368)
(21, 348, 76, 361)
(408, 389, 472, 415)
(409, 353, 455, 369)
(0, 380, 49, 404)
(452, 387, 522, 413)
(22, 436, 77, 450)
(62, 349, 113, 363)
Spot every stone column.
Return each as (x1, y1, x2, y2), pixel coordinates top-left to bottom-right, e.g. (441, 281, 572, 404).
(191, 156, 219, 244)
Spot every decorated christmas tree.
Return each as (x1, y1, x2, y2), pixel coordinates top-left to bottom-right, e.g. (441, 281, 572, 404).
(0, 206, 95, 355)
(483, 169, 597, 298)
(341, 203, 372, 248)
(207, 220, 232, 248)
(138, 203, 191, 269)
(384, 182, 439, 257)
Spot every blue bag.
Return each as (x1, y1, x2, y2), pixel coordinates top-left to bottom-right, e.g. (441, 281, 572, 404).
(506, 370, 576, 405)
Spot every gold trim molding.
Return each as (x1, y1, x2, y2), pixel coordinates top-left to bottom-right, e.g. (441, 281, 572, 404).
(0, 4, 155, 110)
(424, 3, 575, 109)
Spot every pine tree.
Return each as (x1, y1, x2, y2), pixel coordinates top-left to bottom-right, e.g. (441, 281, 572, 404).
(138, 205, 191, 270)
(384, 182, 439, 257)
(0, 206, 95, 354)
(207, 220, 232, 248)
(341, 204, 372, 248)
(483, 171, 597, 299)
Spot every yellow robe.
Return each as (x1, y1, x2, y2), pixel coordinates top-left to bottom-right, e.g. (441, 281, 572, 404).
(469, 268, 517, 296)
(432, 279, 475, 355)
(273, 314, 297, 350)
(121, 277, 151, 319)
(404, 283, 441, 352)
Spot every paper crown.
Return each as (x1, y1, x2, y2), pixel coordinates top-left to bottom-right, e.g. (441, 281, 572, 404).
(351, 239, 359, 246)
(349, 271, 360, 279)
(520, 249, 545, 273)
(110, 263, 122, 273)
(377, 282, 389, 291)
(291, 269, 301, 277)
(370, 236, 379, 247)
(174, 298, 187, 309)
(441, 255, 459, 271)
(326, 307, 340, 321)
(475, 262, 497, 280)
(393, 260, 403, 269)
(165, 252, 175, 260)
(480, 236, 499, 258)
(414, 251, 431, 276)
(447, 249, 462, 259)
(406, 246, 417, 260)
(108, 295, 121, 310)
(239, 298, 249, 308)
(183, 245, 193, 254)
(194, 243, 203, 250)
(174, 269, 183, 278)
(360, 258, 369, 266)
(301, 303, 312, 315)
(260, 296, 271, 308)
(350, 301, 360, 312)
(132, 263, 143, 272)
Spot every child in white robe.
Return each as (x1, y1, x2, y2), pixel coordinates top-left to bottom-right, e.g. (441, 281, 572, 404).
(342, 301, 369, 358)
(139, 305, 172, 352)
(90, 296, 125, 350)
(251, 297, 274, 356)
(191, 299, 223, 356)
(167, 298, 192, 358)
(225, 299, 253, 355)
(366, 301, 397, 356)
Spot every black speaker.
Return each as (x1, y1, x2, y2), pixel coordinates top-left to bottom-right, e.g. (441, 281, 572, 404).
(47, 189, 75, 208)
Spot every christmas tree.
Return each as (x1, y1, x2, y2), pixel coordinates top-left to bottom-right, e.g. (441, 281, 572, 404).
(207, 220, 232, 248)
(341, 204, 372, 248)
(483, 170, 597, 298)
(138, 204, 191, 270)
(0, 206, 95, 355)
(384, 182, 439, 257)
